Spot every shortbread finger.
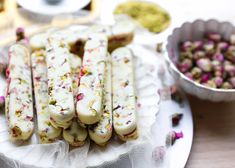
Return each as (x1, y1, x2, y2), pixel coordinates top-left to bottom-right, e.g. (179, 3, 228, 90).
(63, 118, 87, 146)
(88, 58, 112, 145)
(31, 50, 62, 143)
(111, 47, 137, 141)
(76, 34, 108, 125)
(5, 44, 34, 140)
(46, 36, 75, 129)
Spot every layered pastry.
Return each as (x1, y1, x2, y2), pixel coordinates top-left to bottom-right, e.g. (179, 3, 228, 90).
(111, 47, 137, 141)
(46, 35, 75, 129)
(76, 33, 108, 125)
(88, 57, 112, 146)
(5, 44, 34, 140)
(31, 50, 62, 143)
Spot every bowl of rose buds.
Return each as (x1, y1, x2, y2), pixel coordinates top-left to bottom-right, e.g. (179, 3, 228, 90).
(165, 19, 235, 101)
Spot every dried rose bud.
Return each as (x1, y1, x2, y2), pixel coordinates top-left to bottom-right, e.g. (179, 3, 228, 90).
(213, 76, 223, 87)
(184, 72, 193, 80)
(217, 41, 229, 51)
(197, 58, 212, 72)
(193, 41, 203, 51)
(191, 67, 202, 79)
(166, 131, 183, 147)
(180, 41, 193, 52)
(207, 33, 221, 42)
(228, 77, 235, 88)
(213, 53, 224, 62)
(222, 82, 233, 89)
(178, 59, 192, 73)
(223, 60, 233, 66)
(211, 60, 221, 70)
(203, 41, 214, 55)
(0, 96, 5, 108)
(170, 85, 184, 106)
(214, 70, 222, 77)
(203, 80, 216, 88)
(225, 46, 235, 63)
(179, 51, 193, 60)
(230, 34, 235, 45)
(224, 64, 235, 77)
(171, 113, 183, 126)
(193, 51, 206, 60)
(152, 146, 166, 162)
(200, 73, 211, 83)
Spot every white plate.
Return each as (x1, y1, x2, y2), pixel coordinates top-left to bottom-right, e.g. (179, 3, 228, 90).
(17, 0, 91, 16)
(0, 26, 160, 168)
(0, 24, 193, 168)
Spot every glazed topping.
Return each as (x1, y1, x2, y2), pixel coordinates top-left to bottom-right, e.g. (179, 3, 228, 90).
(31, 50, 61, 143)
(111, 47, 137, 136)
(76, 33, 108, 124)
(46, 36, 75, 126)
(6, 44, 34, 140)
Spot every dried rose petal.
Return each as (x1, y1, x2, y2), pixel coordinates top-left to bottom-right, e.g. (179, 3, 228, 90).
(76, 93, 84, 101)
(5, 68, 10, 77)
(0, 96, 5, 107)
(152, 146, 165, 162)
